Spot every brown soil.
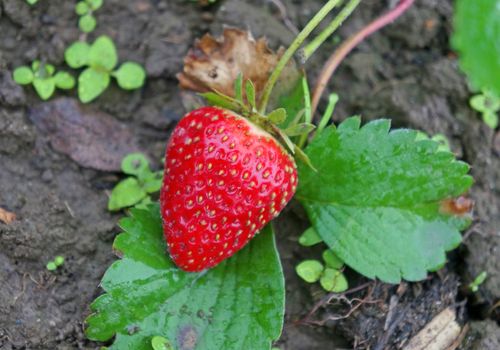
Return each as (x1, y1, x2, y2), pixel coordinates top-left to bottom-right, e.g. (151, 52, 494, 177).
(0, 0, 498, 349)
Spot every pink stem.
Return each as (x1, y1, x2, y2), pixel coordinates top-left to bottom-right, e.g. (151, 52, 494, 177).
(311, 0, 416, 117)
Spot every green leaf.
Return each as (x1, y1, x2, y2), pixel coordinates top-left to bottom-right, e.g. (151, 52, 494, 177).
(320, 269, 348, 293)
(112, 62, 146, 90)
(296, 260, 324, 283)
(65, 41, 91, 68)
(54, 256, 65, 266)
(142, 172, 163, 194)
(13, 66, 34, 85)
(284, 123, 316, 137)
(298, 227, 322, 247)
(245, 80, 256, 109)
(79, 14, 97, 33)
(151, 336, 173, 350)
(322, 250, 343, 269)
(26, 0, 38, 5)
(121, 153, 150, 176)
(46, 261, 57, 271)
(278, 75, 308, 128)
(201, 92, 241, 111)
(108, 178, 147, 211)
(54, 71, 75, 90)
(267, 108, 287, 125)
(452, 0, 500, 96)
(78, 67, 110, 103)
(33, 78, 56, 100)
(85, 205, 285, 349)
(89, 36, 118, 71)
(470, 94, 489, 113)
(75, 1, 90, 15)
(87, 0, 103, 10)
(234, 73, 243, 103)
(297, 118, 473, 283)
(482, 110, 499, 129)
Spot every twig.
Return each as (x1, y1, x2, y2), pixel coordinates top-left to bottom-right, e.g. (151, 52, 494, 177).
(267, 0, 299, 35)
(299, 281, 374, 324)
(311, 0, 416, 118)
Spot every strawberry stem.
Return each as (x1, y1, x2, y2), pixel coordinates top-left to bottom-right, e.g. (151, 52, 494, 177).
(302, 0, 361, 61)
(311, 0, 416, 117)
(258, 0, 343, 114)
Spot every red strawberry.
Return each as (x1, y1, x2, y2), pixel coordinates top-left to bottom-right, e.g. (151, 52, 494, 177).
(160, 106, 297, 272)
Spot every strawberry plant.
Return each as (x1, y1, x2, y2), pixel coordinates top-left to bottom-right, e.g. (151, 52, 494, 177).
(65, 36, 146, 103)
(85, 1, 474, 348)
(13, 61, 75, 100)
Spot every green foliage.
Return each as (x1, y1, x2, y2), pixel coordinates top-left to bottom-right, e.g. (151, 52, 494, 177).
(452, 0, 500, 96)
(13, 61, 75, 100)
(75, 0, 103, 33)
(85, 205, 285, 349)
(151, 336, 174, 350)
(108, 153, 162, 211)
(296, 260, 324, 283)
(297, 117, 473, 283)
(320, 268, 348, 292)
(65, 36, 146, 103)
(296, 253, 348, 292)
(298, 227, 322, 247)
(469, 89, 500, 129)
(415, 131, 451, 153)
(46, 255, 65, 271)
(322, 250, 343, 269)
(469, 271, 487, 293)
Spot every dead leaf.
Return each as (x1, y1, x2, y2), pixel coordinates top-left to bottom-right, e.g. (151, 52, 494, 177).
(403, 308, 462, 350)
(440, 196, 474, 216)
(177, 28, 298, 105)
(0, 207, 16, 224)
(29, 98, 145, 172)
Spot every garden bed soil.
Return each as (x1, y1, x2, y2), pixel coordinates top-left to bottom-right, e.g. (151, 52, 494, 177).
(0, 0, 499, 349)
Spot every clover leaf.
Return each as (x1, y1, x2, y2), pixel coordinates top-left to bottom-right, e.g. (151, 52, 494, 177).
(85, 205, 285, 350)
(297, 117, 473, 283)
(65, 36, 146, 103)
(13, 61, 75, 100)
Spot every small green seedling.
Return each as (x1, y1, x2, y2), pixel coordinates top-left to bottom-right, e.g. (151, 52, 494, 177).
(298, 227, 323, 246)
(65, 36, 146, 103)
(470, 89, 500, 129)
(296, 250, 348, 293)
(13, 61, 75, 100)
(75, 0, 103, 33)
(26, 0, 38, 5)
(46, 255, 65, 271)
(151, 336, 173, 350)
(415, 131, 451, 153)
(469, 271, 487, 293)
(108, 153, 163, 211)
(296, 260, 324, 283)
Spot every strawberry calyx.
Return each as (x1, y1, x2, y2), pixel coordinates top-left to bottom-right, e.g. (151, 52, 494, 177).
(200, 74, 316, 169)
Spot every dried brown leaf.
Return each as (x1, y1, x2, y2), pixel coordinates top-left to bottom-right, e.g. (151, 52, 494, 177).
(178, 28, 298, 105)
(29, 98, 145, 172)
(0, 207, 16, 224)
